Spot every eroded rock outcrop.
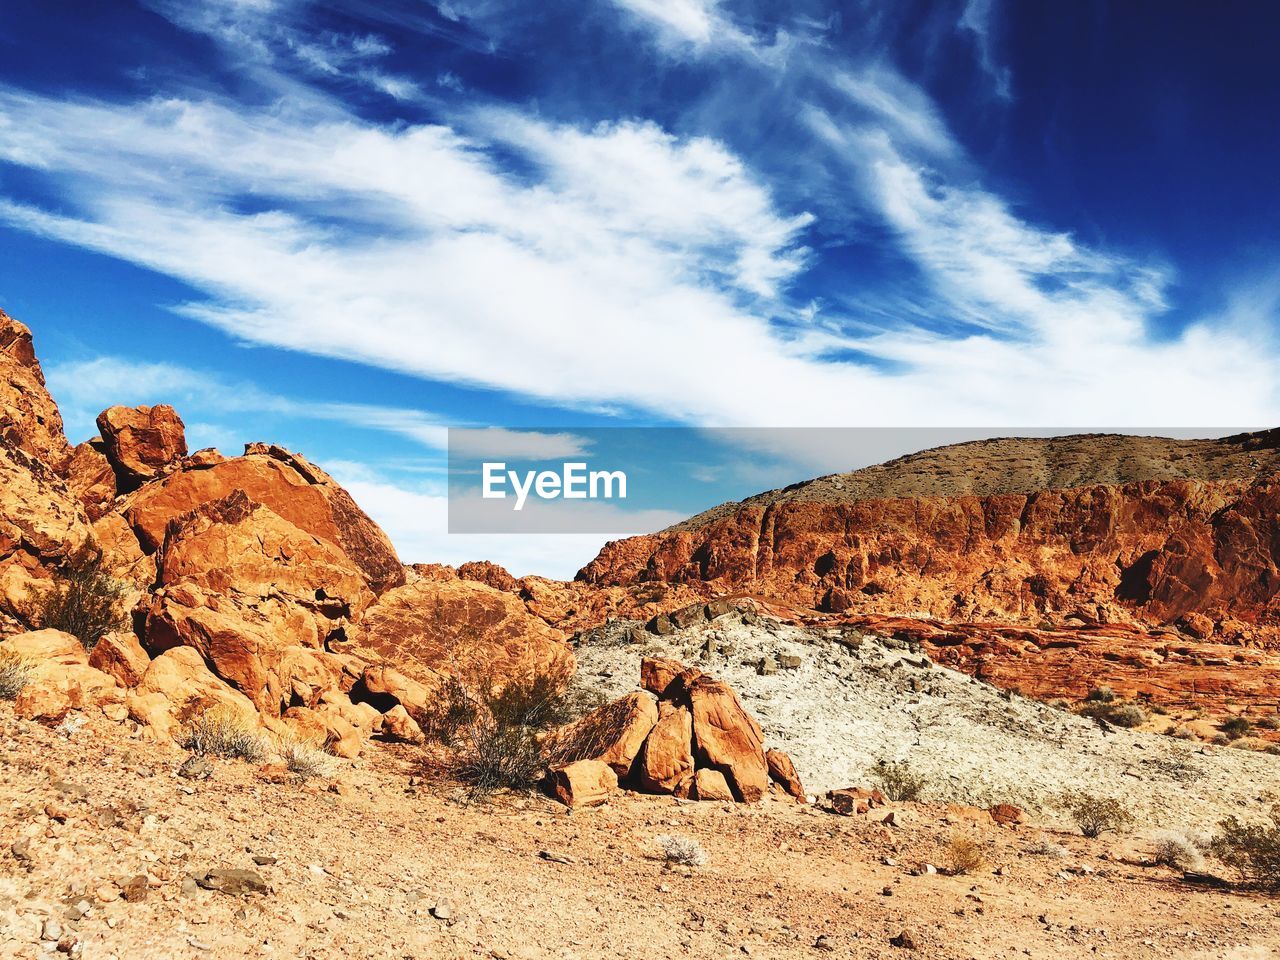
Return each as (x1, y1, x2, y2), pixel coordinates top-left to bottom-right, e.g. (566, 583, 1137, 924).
(349, 567, 574, 702)
(121, 444, 404, 593)
(96, 404, 188, 490)
(0, 309, 72, 470)
(546, 659, 801, 804)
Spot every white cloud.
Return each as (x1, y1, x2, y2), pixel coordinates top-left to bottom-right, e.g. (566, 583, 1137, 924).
(958, 0, 1013, 100)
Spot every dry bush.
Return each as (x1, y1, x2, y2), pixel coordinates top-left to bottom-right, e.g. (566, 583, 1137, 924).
(419, 676, 480, 745)
(277, 738, 336, 778)
(451, 720, 544, 801)
(1078, 698, 1147, 728)
(1025, 834, 1069, 858)
(945, 833, 986, 875)
(1221, 716, 1253, 741)
(181, 707, 267, 762)
(870, 759, 927, 802)
(656, 835, 707, 867)
(1152, 831, 1203, 871)
(1057, 791, 1134, 838)
(1209, 807, 1280, 890)
(0, 650, 33, 701)
(36, 550, 127, 651)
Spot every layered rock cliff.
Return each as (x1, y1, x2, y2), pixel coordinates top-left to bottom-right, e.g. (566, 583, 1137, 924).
(580, 434, 1280, 642)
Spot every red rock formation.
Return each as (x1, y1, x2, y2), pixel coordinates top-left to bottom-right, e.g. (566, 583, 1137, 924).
(348, 567, 575, 701)
(96, 404, 188, 489)
(580, 475, 1280, 640)
(0, 309, 72, 470)
(547, 660, 794, 805)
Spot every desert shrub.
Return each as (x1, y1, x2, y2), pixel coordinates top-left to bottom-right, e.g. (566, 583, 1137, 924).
(1077, 699, 1147, 728)
(945, 833, 986, 875)
(870, 759, 927, 802)
(36, 550, 127, 651)
(1152, 831, 1203, 871)
(278, 738, 336, 779)
(1058, 791, 1134, 838)
(1221, 716, 1253, 740)
(1209, 807, 1280, 889)
(0, 650, 33, 700)
(656, 835, 707, 867)
(451, 719, 544, 801)
(1025, 834, 1069, 858)
(449, 671, 603, 800)
(419, 676, 480, 745)
(486, 673, 601, 731)
(181, 708, 266, 762)
(1085, 686, 1115, 703)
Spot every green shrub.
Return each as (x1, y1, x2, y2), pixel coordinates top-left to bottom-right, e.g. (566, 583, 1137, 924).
(870, 759, 927, 802)
(1058, 791, 1134, 838)
(36, 550, 127, 651)
(1209, 807, 1280, 889)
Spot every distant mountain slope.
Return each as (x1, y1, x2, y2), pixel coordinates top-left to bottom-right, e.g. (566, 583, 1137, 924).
(671, 430, 1280, 532)
(580, 431, 1280, 642)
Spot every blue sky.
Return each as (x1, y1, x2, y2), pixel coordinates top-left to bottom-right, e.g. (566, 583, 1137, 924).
(1, 0, 1278, 576)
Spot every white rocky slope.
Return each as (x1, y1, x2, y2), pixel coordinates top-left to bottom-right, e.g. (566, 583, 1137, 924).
(572, 610, 1280, 831)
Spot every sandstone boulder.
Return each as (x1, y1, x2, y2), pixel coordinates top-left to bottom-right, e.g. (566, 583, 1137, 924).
(547, 692, 658, 777)
(550, 759, 617, 808)
(0, 629, 123, 721)
(127, 646, 260, 742)
(96, 404, 187, 490)
(145, 492, 371, 713)
(676, 670, 768, 802)
(350, 572, 573, 699)
(88, 630, 151, 688)
(765, 748, 806, 802)
(637, 703, 693, 792)
(65, 439, 118, 520)
(640, 656, 686, 698)
(0, 446, 91, 626)
(693, 767, 734, 802)
(121, 444, 403, 593)
(380, 704, 425, 743)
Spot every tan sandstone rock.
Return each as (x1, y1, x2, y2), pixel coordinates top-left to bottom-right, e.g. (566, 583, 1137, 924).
(550, 759, 618, 808)
(350, 572, 573, 699)
(765, 748, 806, 802)
(88, 630, 151, 688)
(0, 309, 71, 469)
(0, 629, 123, 721)
(548, 692, 658, 778)
(121, 444, 404, 593)
(637, 703, 693, 792)
(95, 404, 188, 489)
(693, 768, 735, 802)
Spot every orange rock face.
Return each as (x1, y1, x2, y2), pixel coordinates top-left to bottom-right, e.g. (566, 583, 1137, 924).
(350, 570, 574, 698)
(0, 309, 71, 470)
(121, 444, 404, 593)
(96, 404, 188, 489)
(580, 475, 1280, 638)
(550, 759, 618, 808)
(145, 491, 371, 714)
(637, 703, 694, 792)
